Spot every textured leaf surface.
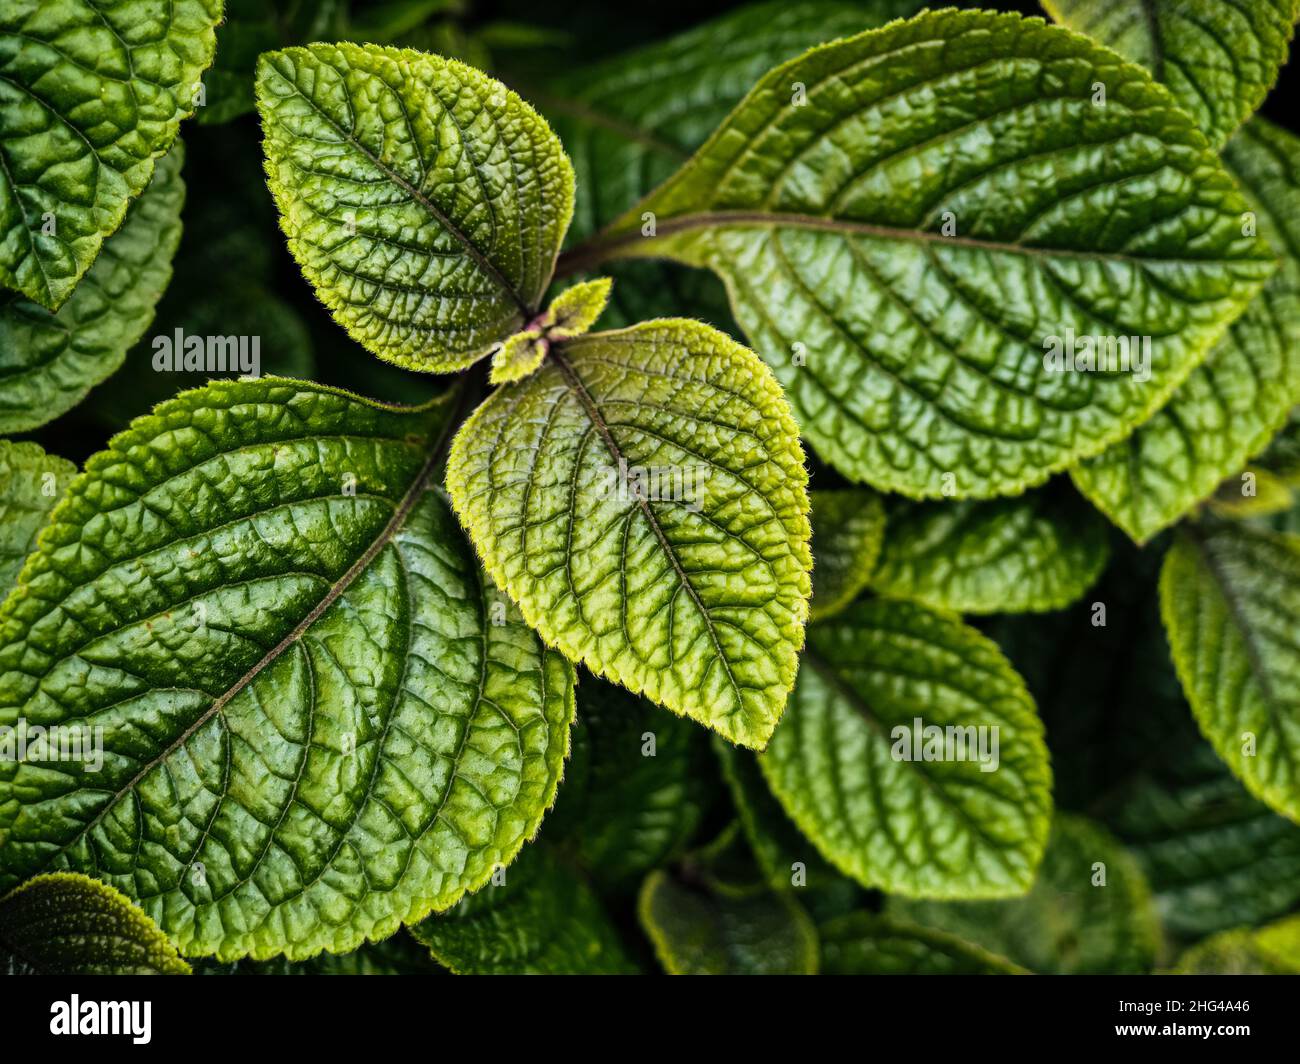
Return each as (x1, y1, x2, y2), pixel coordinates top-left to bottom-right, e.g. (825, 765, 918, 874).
(447, 320, 812, 749)
(1045, 0, 1299, 148)
(871, 488, 1110, 614)
(893, 815, 1161, 974)
(1171, 915, 1300, 974)
(1160, 522, 1300, 822)
(0, 0, 218, 309)
(0, 146, 185, 434)
(760, 598, 1052, 897)
(411, 845, 634, 974)
(547, 677, 707, 889)
(819, 912, 1026, 974)
(1073, 118, 1300, 541)
(638, 826, 818, 975)
(584, 9, 1273, 497)
(0, 441, 74, 599)
(808, 489, 885, 620)
(0, 377, 575, 960)
(256, 42, 574, 372)
(200, 930, 438, 974)
(1, 872, 188, 975)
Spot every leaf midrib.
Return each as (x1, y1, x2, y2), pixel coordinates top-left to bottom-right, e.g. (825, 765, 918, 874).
(557, 208, 1271, 279)
(549, 347, 745, 721)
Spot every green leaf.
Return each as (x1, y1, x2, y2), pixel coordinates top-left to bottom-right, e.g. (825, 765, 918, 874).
(1, 872, 189, 975)
(893, 814, 1162, 974)
(819, 912, 1027, 974)
(447, 319, 812, 749)
(0, 441, 74, 600)
(760, 597, 1052, 898)
(547, 676, 708, 889)
(871, 488, 1111, 614)
(576, 8, 1274, 498)
(1044, 0, 1299, 149)
(1160, 521, 1300, 822)
(808, 489, 885, 620)
(488, 277, 612, 385)
(1073, 118, 1300, 542)
(0, 377, 575, 961)
(1101, 740, 1300, 938)
(0, 145, 185, 434)
(411, 845, 635, 974)
(637, 825, 819, 974)
(0, 0, 219, 309)
(1171, 914, 1300, 974)
(256, 42, 575, 373)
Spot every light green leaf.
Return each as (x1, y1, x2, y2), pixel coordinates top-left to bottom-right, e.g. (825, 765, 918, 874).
(871, 488, 1111, 614)
(488, 277, 612, 385)
(447, 319, 812, 749)
(547, 676, 708, 889)
(0, 0, 219, 309)
(0, 441, 74, 600)
(1171, 914, 1300, 974)
(1044, 0, 1299, 149)
(819, 912, 1027, 974)
(760, 597, 1052, 898)
(411, 845, 635, 974)
(1160, 521, 1300, 822)
(893, 814, 1162, 974)
(1073, 118, 1300, 542)
(0, 377, 575, 961)
(0, 145, 185, 434)
(256, 42, 575, 372)
(808, 489, 885, 620)
(1, 872, 189, 975)
(638, 825, 818, 975)
(575, 9, 1274, 498)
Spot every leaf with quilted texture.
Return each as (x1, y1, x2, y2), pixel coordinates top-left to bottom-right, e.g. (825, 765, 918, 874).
(1160, 521, 1300, 822)
(0, 145, 185, 434)
(0, 440, 74, 600)
(447, 319, 812, 750)
(410, 845, 635, 974)
(759, 597, 1052, 897)
(0, 0, 218, 309)
(256, 43, 574, 373)
(0, 872, 189, 975)
(1073, 118, 1300, 542)
(1171, 914, 1300, 973)
(0, 377, 575, 961)
(1045, 0, 1299, 148)
(567, 9, 1274, 498)
(872, 488, 1110, 614)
